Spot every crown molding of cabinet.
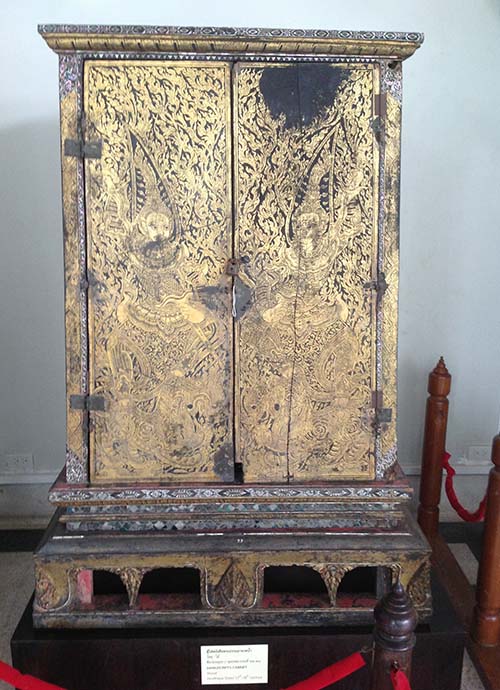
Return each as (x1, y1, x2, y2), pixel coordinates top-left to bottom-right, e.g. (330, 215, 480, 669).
(38, 24, 424, 60)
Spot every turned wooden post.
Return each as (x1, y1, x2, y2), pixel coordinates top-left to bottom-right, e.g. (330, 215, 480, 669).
(417, 357, 451, 538)
(370, 580, 417, 690)
(471, 434, 500, 646)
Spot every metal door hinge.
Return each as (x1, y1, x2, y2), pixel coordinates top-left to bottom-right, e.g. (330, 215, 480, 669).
(79, 270, 98, 291)
(372, 390, 392, 427)
(372, 390, 384, 408)
(70, 394, 106, 411)
(64, 113, 102, 159)
(374, 92, 387, 119)
(82, 415, 96, 435)
(372, 93, 387, 143)
(364, 272, 388, 296)
(64, 138, 102, 159)
(375, 408, 393, 425)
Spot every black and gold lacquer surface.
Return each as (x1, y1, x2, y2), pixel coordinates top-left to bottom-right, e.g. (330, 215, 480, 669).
(81, 60, 383, 483)
(235, 64, 379, 481)
(84, 61, 233, 482)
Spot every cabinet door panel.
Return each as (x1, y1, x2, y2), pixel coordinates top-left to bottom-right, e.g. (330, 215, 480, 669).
(84, 61, 233, 483)
(234, 63, 379, 482)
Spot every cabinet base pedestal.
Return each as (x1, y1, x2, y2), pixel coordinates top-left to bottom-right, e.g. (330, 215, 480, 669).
(34, 505, 430, 628)
(12, 574, 463, 690)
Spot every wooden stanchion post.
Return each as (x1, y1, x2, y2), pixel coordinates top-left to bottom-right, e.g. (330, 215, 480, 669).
(370, 579, 417, 690)
(417, 357, 451, 538)
(471, 434, 500, 646)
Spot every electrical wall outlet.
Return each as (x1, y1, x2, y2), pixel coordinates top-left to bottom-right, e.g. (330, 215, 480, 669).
(468, 446, 491, 464)
(0, 453, 34, 474)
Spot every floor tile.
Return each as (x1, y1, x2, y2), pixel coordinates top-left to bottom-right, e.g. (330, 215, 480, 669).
(449, 543, 479, 585)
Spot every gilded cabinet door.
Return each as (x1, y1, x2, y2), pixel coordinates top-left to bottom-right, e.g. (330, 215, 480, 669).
(234, 63, 380, 482)
(84, 61, 234, 482)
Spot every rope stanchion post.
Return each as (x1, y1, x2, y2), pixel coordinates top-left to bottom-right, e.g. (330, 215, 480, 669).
(471, 433, 500, 646)
(417, 357, 451, 538)
(370, 580, 417, 690)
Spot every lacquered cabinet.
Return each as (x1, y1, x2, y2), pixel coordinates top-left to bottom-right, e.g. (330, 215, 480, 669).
(34, 25, 429, 629)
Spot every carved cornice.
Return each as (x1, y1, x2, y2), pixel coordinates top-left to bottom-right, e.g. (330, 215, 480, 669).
(38, 25, 423, 60)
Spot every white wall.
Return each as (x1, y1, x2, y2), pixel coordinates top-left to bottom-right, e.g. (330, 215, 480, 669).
(1, 0, 499, 522)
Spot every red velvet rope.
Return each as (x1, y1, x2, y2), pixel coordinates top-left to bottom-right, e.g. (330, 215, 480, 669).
(1, 651, 410, 690)
(0, 660, 66, 690)
(281, 652, 365, 690)
(442, 451, 487, 522)
(391, 667, 412, 690)
(0, 655, 365, 690)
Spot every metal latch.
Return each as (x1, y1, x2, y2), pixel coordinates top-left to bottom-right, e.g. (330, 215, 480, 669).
(69, 394, 106, 411)
(225, 256, 250, 276)
(225, 258, 241, 276)
(364, 272, 388, 297)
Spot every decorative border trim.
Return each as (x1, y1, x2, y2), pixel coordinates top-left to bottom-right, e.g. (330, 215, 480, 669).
(53, 52, 383, 64)
(375, 64, 388, 475)
(39, 24, 424, 40)
(66, 501, 398, 515)
(59, 53, 89, 484)
(381, 62, 403, 102)
(49, 484, 412, 505)
(377, 63, 403, 478)
(38, 24, 423, 60)
(65, 516, 407, 533)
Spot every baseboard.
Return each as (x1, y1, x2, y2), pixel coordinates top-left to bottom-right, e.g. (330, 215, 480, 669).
(0, 472, 58, 485)
(0, 483, 53, 529)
